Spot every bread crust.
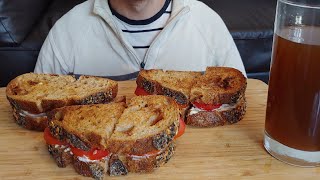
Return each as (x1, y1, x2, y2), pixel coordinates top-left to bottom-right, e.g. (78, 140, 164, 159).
(47, 144, 73, 168)
(190, 67, 247, 104)
(107, 122, 178, 155)
(136, 74, 189, 106)
(186, 97, 247, 127)
(48, 123, 92, 151)
(73, 156, 107, 180)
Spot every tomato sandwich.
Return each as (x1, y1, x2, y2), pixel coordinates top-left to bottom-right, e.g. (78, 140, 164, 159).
(45, 95, 184, 179)
(135, 67, 247, 127)
(6, 73, 118, 131)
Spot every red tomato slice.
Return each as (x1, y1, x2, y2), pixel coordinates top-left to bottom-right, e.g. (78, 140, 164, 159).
(135, 87, 150, 96)
(192, 102, 222, 111)
(44, 128, 67, 145)
(174, 118, 186, 139)
(70, 146, 109, 160)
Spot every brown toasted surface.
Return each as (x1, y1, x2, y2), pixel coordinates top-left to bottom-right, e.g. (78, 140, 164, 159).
(6, 73, 118, 113)
(186, 97, 247, 127)
(190, 67, 247, 104)
(108, 95, 179, 155)
(137, 69, 201, 105)
(48, 103, 126, 150)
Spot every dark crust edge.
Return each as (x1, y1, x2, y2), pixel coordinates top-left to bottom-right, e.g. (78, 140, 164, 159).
(136, 74, 189, 106)
(73, 156, 106, 180)
(107, 122, 178, 155)
(186, 97, 247, 127)
(11, 105, 47, 131)
(47, 120, 91, 151)
(47, 144, 73, 168)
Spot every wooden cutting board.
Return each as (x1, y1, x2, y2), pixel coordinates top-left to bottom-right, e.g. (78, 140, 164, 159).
(0, 79, 319, 179)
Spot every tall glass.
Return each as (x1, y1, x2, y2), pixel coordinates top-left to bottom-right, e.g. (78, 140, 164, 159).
(264, 0, 320, 166)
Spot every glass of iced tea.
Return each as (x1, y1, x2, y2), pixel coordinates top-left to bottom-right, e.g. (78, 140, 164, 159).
(264, 0, 320, 166)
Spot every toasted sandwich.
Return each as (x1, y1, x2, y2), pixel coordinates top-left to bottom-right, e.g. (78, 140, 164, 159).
(44, 95, 184, 179)
(135, 67, 247, 127)
(187, 67, 247, 127)
(6, 73, 118, 131)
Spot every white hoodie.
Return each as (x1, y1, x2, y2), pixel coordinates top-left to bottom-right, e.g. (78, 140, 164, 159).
(35, 0, 246, 80)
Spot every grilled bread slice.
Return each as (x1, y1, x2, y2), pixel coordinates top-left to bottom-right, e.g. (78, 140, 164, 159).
(187, 67, 247, 127)
(108, 95, 180, 155)
(190, 67, 246, 105)
(136, 69, 201, 106)
(6, 73, 118, 131)
(48, 103, 126, 151)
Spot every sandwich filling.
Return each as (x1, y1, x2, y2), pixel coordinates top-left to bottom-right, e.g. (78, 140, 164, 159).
(19, 110, 47, 118)
(189, 98, 243, 116)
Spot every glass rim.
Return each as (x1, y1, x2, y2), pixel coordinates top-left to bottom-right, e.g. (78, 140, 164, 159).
(279, 0, 320, 9)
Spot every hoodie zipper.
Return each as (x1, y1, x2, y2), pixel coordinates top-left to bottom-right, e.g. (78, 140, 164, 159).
(142, 7, 190, 69)
(101, 6, 190, 69)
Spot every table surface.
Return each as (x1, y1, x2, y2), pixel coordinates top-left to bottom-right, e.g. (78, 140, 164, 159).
(0, 79, 319, 179)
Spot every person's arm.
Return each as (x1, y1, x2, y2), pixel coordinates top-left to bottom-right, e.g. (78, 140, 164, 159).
(34, 31, 69, 74)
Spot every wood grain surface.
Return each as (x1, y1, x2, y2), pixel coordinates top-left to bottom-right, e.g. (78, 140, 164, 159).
(0, 79, 319, 179)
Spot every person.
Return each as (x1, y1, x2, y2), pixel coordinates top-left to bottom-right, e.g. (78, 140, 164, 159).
(34, 0, 246, 80)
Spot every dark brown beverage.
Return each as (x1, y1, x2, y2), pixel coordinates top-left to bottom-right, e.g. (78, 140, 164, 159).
(265, 26, 320, 151)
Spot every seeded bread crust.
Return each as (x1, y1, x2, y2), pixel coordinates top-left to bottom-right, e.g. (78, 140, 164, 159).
(73, 157, 107, 180)
(136, 73, 190, 106)
(11, 106, 47, 131)
(107, 122, 178, 155)
(186, 97, 247, 127)
(47, 144, 73, 168)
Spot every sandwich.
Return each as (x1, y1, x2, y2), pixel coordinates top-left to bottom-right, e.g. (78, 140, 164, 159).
(135, 67, 247, 127)
(44, 95, 184, 179)
(187, 67, 247, 127)
(6, 73, 118, 131)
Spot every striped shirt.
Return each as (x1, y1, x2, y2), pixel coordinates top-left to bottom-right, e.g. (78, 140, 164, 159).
(110, 0, 172, 68)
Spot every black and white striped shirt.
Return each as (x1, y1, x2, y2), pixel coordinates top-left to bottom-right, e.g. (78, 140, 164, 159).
(110, 0, 172, 66)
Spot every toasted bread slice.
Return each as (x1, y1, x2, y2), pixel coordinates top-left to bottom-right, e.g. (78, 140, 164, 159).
(136, 69, 201, 106)
(6, 73, 118, 113)
(6, 73, 118, 131)
(48, 103, 126, 151)
(186, 97, 247, 127)
(190, 67, 246, 104)
(108, 95, 180, 155)
(72, 142, 176, 179)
